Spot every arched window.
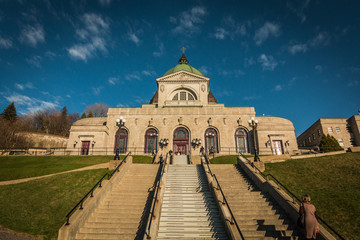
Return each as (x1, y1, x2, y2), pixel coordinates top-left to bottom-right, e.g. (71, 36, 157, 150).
(173, 127, 189, 155)
(171, 89, 197, 101)
(145, 128, 158, 153)
(205, 128, 219, 153)
(114, 128, 128, 153)
(235, 128, 249, 153)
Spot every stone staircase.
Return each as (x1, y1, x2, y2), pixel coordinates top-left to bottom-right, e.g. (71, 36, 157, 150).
(211, 164, 300, 239)
(157, 157, 228, 239)
(74, 164, 158, 240)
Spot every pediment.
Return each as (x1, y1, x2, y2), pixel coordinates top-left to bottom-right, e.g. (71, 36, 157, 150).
(157, 70, 209, 82)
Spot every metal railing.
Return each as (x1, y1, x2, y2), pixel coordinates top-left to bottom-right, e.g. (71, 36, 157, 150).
(144, 152, 168, 239)
(203, 154, 245, 240)
(64, 152, 131, 225)
(239, 152, 345, 240)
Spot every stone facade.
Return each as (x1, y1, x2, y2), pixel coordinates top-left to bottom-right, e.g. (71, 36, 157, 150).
(66, 54, 298, 156)
(297, 114, 360, 150)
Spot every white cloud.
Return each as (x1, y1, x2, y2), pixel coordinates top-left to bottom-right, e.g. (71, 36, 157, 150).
(153, 41, 164, 57)
(15, 82, 34, 90)
(309, 31, 330, 47)
(0, 36, 13, 49)
(258, 54, 278, 71)
(286, 0, 311, 23)
(315, 65, 323, 73)
(26, 56, 42, 68)
(128, 32, 140, 46)
(219, 69, 245, 77)
(3, 92, 59, 114)
(288, 43, 308, 54)
(213, 16, 246, 40)
(68, 13, 109, 62)
(19, 24, 45, 47)
(66, 94, 71, 98)
(92, 86, 103, 95)
(254, 22, 280, 45)
(274, 85, 283, 91)
(214, 28, 228, 40)
(125, 72, 141, 81)
(243, 96, 261, 101)
(108, 77, 118, 85)
(45, 51, 56, 59)
(142, 70, 156, 76)
(198, 66, 209, 75)
(171, 6, 207, 35)
(244, 57, 256, 68)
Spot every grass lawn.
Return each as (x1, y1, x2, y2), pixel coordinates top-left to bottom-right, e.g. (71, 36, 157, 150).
(0, 168, 109, 240)
(263, 152, 360, 239)
(132, 155, 153, 164)
(210, 155, 238, 164)
(0, 155, 112, 181)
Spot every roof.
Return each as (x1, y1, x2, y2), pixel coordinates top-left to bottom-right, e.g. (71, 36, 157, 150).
(163, 53, 204, 77)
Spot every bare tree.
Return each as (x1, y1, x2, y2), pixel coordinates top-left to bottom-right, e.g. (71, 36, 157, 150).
(0, 118, 33, 150)
(85, 103, 109, 117)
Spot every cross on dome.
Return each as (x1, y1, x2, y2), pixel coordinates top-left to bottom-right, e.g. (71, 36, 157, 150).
(181, 46, 186, 54)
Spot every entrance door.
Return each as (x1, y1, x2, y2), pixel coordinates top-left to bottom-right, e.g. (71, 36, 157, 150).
(114, 129, 128, 153)
(205, 128, 219, 153)
(235, 128, 248, 153)
(81, 141, 90, 155)
(173, 127, 189, 155)
(273, 140, 283, 155)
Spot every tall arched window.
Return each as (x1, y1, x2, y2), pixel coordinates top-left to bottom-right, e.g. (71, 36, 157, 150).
(235, 128, 249, 153)
(205, 128, 219, 153)
(114, 128, 128, 153)
(145, 128, 158, 153)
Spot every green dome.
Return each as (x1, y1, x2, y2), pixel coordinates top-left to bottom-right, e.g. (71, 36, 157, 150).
(163, 53, 204, 76)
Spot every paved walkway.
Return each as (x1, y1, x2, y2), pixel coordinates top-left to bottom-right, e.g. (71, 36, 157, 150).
(0, 163, 109, 186)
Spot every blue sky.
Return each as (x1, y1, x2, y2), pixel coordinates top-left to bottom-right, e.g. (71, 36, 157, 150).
(0, 0, 359, 135)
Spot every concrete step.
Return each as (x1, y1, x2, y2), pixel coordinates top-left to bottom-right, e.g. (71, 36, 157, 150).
(87, 217, 140, 224)
(84, 222, 139, 229)
(75, 233, 136, 239)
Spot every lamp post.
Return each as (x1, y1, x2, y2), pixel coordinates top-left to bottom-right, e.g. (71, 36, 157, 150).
(114, 116, 126, 160)
(159, 138, 169, 148)
(191, 138, 202, 149)
(248, 117, 260, 162)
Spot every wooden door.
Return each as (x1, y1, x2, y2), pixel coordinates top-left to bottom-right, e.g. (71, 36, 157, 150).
(81, 141, 90, 155)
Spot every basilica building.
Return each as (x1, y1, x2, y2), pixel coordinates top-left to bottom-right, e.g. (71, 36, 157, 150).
(66, 53, 298, 156)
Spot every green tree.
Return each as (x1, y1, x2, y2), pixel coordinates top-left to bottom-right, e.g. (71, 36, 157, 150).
(81, 112, 87, 118)
(87, 111, 93, 117)
(0, 102, 17, 122)
(319, 134, 343, 152)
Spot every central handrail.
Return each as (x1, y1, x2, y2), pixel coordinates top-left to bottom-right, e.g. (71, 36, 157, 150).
(65, 152, 131, 225)
(203, 154, 245, 240)
(145, 152, 168, 239)
(238, 152, 345, 240)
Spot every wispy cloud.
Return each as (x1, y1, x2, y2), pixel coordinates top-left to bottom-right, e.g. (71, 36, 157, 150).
(26, 56, 42, 68)
(142, 70, 156, 76)
(254, 22, 280, 45)
(198, 66, 209, 75)
(315, 65, 323, 73)
(128, 32, 141, 46)
(19, 24, 45, 47)
(15, 82, 35, 91)
(2, 92, 59, 114)
(125, 72, 141, 81)
(274, 85, 283, 91)
(219, 69, 245, 77)
(309, 31, 330, 47)
(92, 86, 103, 95)
(108, 77, 118, 85)
(170, 6, 207, 35)
(244, 57, 256, 68)
(153, 41, 164, 57)
(286, 0, 311, 23)
(213, 16, 246, 40)
(288, 43, 308, 54)
(258, 54, 278, 71)
(68, 13, 110, 62)
(0, 36, 13, 49)
(243, 95, 261, 101)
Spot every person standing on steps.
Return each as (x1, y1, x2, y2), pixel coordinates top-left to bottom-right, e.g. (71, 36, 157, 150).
(299, 194, 319, 239)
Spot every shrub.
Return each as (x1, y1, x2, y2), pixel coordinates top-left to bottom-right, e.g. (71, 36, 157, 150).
(319, 134, 343, 152)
